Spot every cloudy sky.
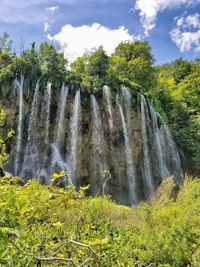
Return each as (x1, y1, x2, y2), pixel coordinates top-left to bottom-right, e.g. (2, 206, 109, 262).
(0, 0, 200, 64)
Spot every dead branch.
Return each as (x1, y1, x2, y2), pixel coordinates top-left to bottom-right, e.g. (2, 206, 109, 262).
(8, 237, 98, 266)
(95, 169, 112, 222)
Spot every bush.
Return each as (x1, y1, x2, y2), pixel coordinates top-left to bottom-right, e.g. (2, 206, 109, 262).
(0, 177, 199, 266)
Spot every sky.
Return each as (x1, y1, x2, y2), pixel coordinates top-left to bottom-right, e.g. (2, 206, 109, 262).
(0, 0, 200, 64)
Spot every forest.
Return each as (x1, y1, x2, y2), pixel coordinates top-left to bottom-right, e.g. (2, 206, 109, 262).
(0, 32, 200, 266)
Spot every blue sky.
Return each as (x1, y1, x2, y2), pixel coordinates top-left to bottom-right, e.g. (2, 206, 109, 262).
(0, 0, 200, 64)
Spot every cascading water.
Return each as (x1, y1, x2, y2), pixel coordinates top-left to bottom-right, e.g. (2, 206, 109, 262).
(20, 81, 40, 179)
(8, 83, 182, 205)
(14, 76, 24, 176)
(45, 83, 51, 145)
(50, 143, 70, 181)
(27, 81, 40, 142)
(119, 104, 137, 204)
(158, 119, 182, 183)
(150, 102, 170, 179)
(56, 85, 69, 145)
(68, 90, 81, 183)
(50, 85, 69, 179)
(140, 96, 154, 197)
(90, 95, 107, 192)
(121, 87, 133, 136)
(103, 86, 114, 130)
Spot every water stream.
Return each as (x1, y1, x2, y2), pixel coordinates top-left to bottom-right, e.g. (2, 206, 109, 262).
(14, 76, 24, 175)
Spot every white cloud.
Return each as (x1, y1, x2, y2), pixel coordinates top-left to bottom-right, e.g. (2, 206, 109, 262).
(135, 0, 200, 36)
(48, 23, 136, 61)
(170, 13, 200, 52)
(47, 6, 59, 13)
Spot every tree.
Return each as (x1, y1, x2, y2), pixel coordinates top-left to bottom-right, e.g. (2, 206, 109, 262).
(151, 59, 200, 173)
(38, 42, 67, 85)
(0, 32, 12, 53)
(88, 46, 109, 78)
(170, 58, 192, 84)
(70, 47, 109, 91)
(109, 41, 156, 92)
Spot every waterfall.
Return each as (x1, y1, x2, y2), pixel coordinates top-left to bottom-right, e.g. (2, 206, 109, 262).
(69, 90, 81, 183)
(91, 95, 107, 190)
(103, 86, 114, 130)
(50, 85, 69, 181)
(50, 143, 70, 183)
(28, 81, 40, 142)
(56, 84, 69, 145)
(121, 87, 132, 134)
(140, 96, 154, 196)
(20, 145, 40, 181)
(8, 82, 183, 205)
(158, 119, 182, 183)
(14, 76, 24, 175)
(45, 83, 51, 145)
(119, 104, 137, 204)
(20, 82, 40, 179)
(150, 102, 170, 179)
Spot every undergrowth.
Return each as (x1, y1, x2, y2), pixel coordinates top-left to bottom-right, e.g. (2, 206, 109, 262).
(0, 176, 199, 266)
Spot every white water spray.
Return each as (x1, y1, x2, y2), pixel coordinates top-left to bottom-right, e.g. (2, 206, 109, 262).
(119, 104, 137, 204)
(14, 76, 24, 175)
(69, 90, 81, 183)
(45, 83, 51, 145)
(140, 96, 154, 196)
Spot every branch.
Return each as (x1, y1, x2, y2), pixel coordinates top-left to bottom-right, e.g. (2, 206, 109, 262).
(71, 212, 83, 240)
(36, 257, 76, 265)
(79, 258, 94, 267)
(8, 238, 94, 266)
(52, 238, 98, 260)
(70, 240, 98, 259)
(95, 170, 112, 222)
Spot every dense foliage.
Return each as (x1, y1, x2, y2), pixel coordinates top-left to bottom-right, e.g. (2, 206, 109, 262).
(0, 32, 199, 173)
(0, 109, 14, 170)
(0, 175, 199, 266)
(150, 59, 200, 173)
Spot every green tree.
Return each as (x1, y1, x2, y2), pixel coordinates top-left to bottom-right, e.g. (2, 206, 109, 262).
(38, 42, 67, 86)
(169, 58, 192, 84)
(109, 41, 156, 92)
(70, 46, 109, 91)
(70, 53, 91, 88)
(151, 59, 200, 173)
(88, 46, 109, 78)
(0, 32, 12, 53)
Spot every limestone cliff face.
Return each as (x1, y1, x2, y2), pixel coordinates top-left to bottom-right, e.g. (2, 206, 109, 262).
(1, 82, 182, 206)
